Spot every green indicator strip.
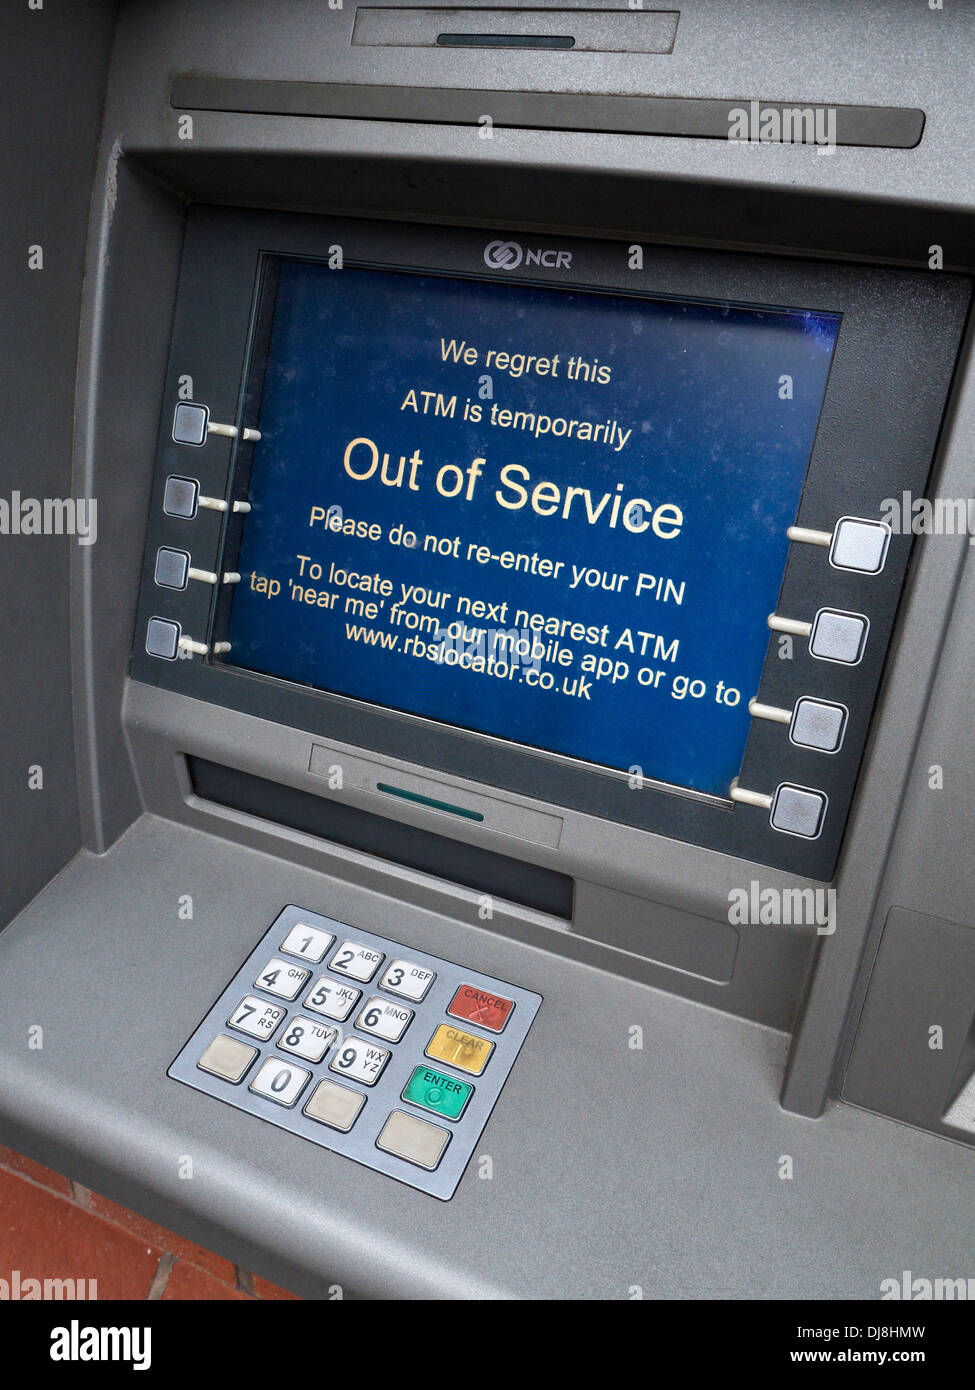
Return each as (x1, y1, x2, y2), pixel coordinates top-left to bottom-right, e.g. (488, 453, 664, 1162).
(377, 783, 484, 822)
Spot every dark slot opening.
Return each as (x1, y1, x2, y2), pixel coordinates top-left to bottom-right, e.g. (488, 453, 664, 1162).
(188, 756, 574, 920)
(436, 32, 575, 48)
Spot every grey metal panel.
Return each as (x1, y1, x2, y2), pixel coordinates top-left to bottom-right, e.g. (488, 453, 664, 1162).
(125, 678, 819, 1031)
(2, 815, 975, 1299)
(780, 321, 975, 1115)
(351, 7, 680, 53)
(843, 909, 975, 1139)
(0, 1, 116, 927)
(70, 159, 188, 854)
(56, 0, 975, 1160)
(169, 77, 924, 147)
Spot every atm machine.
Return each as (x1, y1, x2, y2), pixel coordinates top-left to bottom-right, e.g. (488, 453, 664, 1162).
(3, 0, 975, 1300)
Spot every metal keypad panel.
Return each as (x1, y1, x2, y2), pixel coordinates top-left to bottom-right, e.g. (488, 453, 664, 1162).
(168, 905, 543, 1199)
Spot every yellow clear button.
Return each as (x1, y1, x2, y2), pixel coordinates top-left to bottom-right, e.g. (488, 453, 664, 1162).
(425, 1023, 495, 1077)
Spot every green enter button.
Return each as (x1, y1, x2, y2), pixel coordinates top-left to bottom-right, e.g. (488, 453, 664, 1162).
(402, 1065, 474, 1121)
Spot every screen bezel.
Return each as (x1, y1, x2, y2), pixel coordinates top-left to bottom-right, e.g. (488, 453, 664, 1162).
(130, 207, 970, 878)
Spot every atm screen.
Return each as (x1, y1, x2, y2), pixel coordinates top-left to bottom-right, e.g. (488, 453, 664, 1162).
(224, 257, 839, 798)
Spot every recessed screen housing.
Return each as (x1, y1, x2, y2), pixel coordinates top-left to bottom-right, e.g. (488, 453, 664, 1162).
(130, 207, 970, 878)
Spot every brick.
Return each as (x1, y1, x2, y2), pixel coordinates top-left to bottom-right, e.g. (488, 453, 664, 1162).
(88, 1191, 236, 1284)
(0, 1168, 161, 1300)
(0, 1145, 72, 1198)
(162, 1260, 250, 1300)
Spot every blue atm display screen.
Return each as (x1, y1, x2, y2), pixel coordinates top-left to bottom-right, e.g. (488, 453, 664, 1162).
(225, 259, 839, 798)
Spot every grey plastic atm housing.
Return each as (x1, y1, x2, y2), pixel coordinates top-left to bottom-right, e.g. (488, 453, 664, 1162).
(3, 0, 975, 1299)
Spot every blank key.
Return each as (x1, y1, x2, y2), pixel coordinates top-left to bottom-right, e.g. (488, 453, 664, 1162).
(197, 1033, 257, 1084)
(303, 1078, 365, 1133)
(376, 1110, 450, 1170)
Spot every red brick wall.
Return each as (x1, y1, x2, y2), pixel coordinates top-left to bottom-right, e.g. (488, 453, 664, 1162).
(0, 1146, 298, 1300)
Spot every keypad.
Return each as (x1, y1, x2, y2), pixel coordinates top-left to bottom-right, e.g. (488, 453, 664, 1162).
(169, 904, 542, 1198)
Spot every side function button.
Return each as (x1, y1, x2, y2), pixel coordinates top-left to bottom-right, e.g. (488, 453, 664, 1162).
(769, 783, 828, 840)
(829, 517, 891, 575)
(163, 475, 200, 519)
(809, 608, 869, 665)
(154, 547, 190, 591)
(145, 616, 180, 660)
(789, 698, 848, 754)
(447, 984, 514, 1034)
(172, 402, 209, 446)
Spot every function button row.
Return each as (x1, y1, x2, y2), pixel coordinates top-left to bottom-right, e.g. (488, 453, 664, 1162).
(195, 1036, 451, 1170)
(255, 958, 311, 1000)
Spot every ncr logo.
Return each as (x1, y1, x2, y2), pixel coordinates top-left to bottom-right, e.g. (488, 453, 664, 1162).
(483, 239, 572, 271)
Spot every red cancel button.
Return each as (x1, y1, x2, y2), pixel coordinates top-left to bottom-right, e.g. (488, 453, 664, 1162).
(447, 984, 515, 1034)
